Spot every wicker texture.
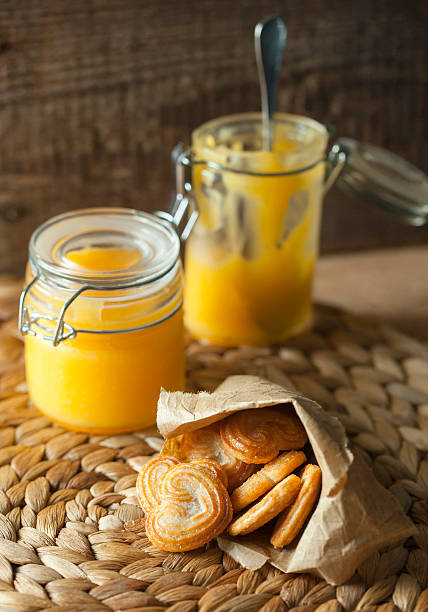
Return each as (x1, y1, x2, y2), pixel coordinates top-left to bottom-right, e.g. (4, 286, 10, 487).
(1, 0, 428, 272)
(0, 276, 427, 611)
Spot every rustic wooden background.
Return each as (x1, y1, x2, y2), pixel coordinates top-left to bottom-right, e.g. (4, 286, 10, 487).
(0, 0, 427, 273)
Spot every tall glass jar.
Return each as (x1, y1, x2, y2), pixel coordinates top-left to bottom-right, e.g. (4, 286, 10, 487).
(183, 113, 328, 345)
(20, 208, 184, 433)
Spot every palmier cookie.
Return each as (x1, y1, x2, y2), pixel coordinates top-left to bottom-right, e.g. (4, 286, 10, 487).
(231, 450, 306, 512)
(180, 424, 254, 490)
(228, 474, 300, 537)
(271, 464, 321, 548)
(190, 458, 228, 489)
(220, 407, 308, 464)
(136, 455, 180, 513)
(145, 463, 233, 552)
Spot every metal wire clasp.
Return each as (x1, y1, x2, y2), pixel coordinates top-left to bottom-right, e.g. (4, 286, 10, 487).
(155, 144, 198, 241)
(324, 143, 347, 195)
(157, 139, 347, 239)
(19, 274, 83, 346)
(18, 272, 183, 347)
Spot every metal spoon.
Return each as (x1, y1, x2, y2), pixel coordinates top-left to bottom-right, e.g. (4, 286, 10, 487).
(254, 16, 287, 151)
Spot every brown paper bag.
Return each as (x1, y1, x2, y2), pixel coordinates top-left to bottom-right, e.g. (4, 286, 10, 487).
(157, 375, 416, 584)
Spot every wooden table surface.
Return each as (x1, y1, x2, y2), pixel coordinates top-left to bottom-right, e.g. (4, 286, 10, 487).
(314, 245, 428, 340)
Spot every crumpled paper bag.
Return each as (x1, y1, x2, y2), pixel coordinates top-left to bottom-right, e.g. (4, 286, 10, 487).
(157, 375, 416, 584)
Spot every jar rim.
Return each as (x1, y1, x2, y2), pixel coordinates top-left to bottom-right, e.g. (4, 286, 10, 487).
(29, 207, 180, 289)
(192, 112, 328, 171)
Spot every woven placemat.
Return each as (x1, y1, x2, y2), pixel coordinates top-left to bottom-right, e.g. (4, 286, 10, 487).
(0, 277, 427, 612)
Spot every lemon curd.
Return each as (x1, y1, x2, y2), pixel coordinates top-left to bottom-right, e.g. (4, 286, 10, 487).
(184, 113, 328, 345)
(23, 209, 184, 433)
(66, 246, 142, 271)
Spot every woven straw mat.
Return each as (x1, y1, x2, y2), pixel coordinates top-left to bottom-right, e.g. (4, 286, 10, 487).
(0, 276, 427, 612)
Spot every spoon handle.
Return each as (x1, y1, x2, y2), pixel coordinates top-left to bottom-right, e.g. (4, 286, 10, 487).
(254, 16, 287, 151)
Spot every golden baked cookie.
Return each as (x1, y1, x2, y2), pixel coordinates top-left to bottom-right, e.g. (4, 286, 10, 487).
(190, 458, 228, 489)
(220, 407, 308, 464)
(228, 473, 300, 536)
(145, 463, 233, 552)
(231, 450, 306, 512)
(136, 455, 180, 514)
(271, 464, 322, 548)
(180, 423, 254, 490)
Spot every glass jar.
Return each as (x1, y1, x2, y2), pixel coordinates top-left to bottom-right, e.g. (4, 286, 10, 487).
(183, 113, 328, 345)
(175, 112, 428, 346)
(19, 208, 184, 433)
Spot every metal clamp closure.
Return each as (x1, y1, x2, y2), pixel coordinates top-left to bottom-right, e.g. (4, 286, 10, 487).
(19, 274, 182, 347)
(156, 145, 199, 241)
(169, 139, 349, 205)
(19, 278, 91, 346)
(324, 143, 347, 195)
(19, 275, 40, 338)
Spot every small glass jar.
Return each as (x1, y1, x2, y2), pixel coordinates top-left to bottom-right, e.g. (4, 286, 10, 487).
(184, 112, 328, 345)
(19, 208, 184, 433)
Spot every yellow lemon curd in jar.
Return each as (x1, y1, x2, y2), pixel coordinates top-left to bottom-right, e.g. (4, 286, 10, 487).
(25, 246, 184, 433)
(184, 114, 327, 345)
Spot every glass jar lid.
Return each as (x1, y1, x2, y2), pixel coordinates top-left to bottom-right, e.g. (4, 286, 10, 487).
(335, 138, 428, 226)
(29, 207, 181, 288)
